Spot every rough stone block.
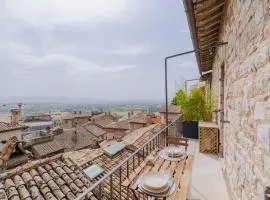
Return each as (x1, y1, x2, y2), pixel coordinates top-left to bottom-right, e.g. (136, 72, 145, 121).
(254, 102, 267, 120)
(257, 124, 270, 153)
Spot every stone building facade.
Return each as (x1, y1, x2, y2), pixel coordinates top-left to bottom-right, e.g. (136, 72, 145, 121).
(184, 0, 270, 199)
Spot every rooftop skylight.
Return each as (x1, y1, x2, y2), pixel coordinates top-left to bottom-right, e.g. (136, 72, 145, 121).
(103, 142, 125, 157)
(83, 164, 104, 180)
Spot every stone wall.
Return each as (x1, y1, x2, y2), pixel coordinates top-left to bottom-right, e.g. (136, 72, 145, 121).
(211, 0, 270, 199)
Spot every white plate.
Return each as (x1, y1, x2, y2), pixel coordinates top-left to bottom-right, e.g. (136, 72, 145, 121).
(137, 178, 176, 197)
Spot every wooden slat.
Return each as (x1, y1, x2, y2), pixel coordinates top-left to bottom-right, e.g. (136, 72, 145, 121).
(198, 26, 220, 37)
(196, 2, 224, 16)
(149, 157, 165, 172)
(159, 160, 171, 171)
(197, 12, 223, 26)
(166, 158, 186, 200)
(177, 156, 193, 199)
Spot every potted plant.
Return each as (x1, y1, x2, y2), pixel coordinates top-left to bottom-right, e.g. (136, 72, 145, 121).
(172, 87, 213, 139)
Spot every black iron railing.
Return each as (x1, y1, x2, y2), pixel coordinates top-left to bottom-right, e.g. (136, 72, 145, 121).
(76, 118, 180, 200)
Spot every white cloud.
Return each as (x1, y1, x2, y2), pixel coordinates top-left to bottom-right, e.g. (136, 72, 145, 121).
(106, 45, 151, 56)
(0, 41, 135, 79)
(21, 53, 135, 74)
(4, 0, 137, 25)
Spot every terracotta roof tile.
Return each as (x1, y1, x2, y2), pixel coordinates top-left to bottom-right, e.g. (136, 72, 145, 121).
(0, 156, 95, 200)
(94, 119, 114, 127)
(0, 122, 26, 133)
(105, 120, 129, 130)
(82, 123, 106, 137)
(32, 140, 64, 158)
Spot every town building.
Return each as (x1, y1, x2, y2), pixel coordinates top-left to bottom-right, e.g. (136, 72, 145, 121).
(184, 0, 270, 198)
(128, 113, 147, 131)
(0, 122, 27, 146)
(77, 123, 107, 140)
(24, 113, 52, 122)
(60, 111, 92, 129)
(159, 105, 181, 124)
(30, 129, 96, 158)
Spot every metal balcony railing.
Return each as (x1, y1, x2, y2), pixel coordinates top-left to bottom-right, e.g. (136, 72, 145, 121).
(75, 117, 180, 200)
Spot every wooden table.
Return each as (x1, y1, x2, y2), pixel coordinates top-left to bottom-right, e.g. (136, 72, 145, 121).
(122, 152, 193, 200)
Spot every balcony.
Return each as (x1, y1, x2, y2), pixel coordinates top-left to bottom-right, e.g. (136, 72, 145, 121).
(74, 117, 229, 200)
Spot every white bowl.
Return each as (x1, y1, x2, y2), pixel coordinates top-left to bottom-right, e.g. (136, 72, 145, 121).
(141, 171, 170, 193)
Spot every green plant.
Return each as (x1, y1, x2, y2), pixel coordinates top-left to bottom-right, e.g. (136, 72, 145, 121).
(172, 87, 214, 121)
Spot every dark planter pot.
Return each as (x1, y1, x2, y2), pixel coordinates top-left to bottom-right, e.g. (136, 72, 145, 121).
(183, 121, 198, 139)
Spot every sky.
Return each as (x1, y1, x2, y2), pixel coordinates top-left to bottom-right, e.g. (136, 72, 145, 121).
(0, 0, 199, 102)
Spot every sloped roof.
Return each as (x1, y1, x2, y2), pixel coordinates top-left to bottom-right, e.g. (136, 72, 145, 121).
(0, 154, 96, 200)
(82, 123, 106, 137)
(94, 119, 114, 127)
(32, 140, 64, 158)
(0, 121, 27, 133)
(104, 120, 129, 130)
(128, 113, 147, 124)
(160, 105, 181, 114)
(33, 129, 95, 156)
(122, 124, 159, 146)
(53, 130, 94, 151)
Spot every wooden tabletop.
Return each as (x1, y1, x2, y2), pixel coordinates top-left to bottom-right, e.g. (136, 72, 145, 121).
(122, 152, 193, 200)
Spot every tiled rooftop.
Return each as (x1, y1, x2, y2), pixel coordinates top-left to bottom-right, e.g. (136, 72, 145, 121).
(32, 140, 64, 158)
(0, 122, 164, 200)
(0, 154, 97, 200)
(105, 113, 149, 130)
(128, 113, 147, 124)
(0, 121, 27, 133)
(31, 129, 95, 158)
(105, 120, 129, 130)
(81, 123, 106, 138)
(94, 119, 114, 128)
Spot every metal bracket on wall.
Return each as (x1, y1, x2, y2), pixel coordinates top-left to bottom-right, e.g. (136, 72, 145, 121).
(213, 109, 223, 113)
(220, 120, 230, 123)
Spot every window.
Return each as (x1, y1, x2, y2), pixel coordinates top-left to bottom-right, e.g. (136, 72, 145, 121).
(103, 142, 125, 157)
(84, 164, 104, 180)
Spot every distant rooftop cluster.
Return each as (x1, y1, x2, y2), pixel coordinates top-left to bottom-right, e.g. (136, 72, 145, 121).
(0, 105, 182, 199)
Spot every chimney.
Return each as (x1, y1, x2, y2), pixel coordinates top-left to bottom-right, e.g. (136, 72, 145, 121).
(128, 112, 131, 118)
(10, 109, 20, 124)
(131, 110, 134, 115)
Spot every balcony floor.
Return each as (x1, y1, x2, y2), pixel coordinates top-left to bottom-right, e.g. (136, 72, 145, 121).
(187, 139, 230, 200)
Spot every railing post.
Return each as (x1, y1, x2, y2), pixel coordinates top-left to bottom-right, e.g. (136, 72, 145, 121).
(143, 147, 145, 160)
(138, 151, 140, 165)
(133, 155, 135, 171)
(110, 174, 113, 199)
(99, 182, 102, 199)
(119, 166, 122, 200)
(127, 160, 129, 178)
